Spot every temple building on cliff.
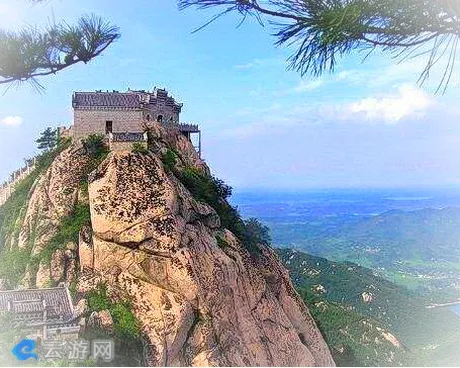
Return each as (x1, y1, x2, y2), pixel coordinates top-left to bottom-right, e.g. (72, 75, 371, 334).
(70, 87, 201, 155)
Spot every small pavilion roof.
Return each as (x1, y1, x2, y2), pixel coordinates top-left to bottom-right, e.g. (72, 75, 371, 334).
(0, 286, 74, 320)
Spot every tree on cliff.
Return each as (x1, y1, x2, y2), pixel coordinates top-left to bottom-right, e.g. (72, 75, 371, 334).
(36, 127, 58, 151)
(179, 0, 460, 92)
(243, 218, 271, 247)
(0, 1, 119, 87)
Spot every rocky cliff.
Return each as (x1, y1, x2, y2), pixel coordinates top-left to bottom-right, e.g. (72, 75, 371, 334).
(0, 123, 335, 366)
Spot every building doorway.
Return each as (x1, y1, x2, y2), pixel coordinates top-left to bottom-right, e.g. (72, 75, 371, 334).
(105, 121, 113, 134)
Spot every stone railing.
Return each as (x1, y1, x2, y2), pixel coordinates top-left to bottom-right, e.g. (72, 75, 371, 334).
(178, 123, 200, 133)
(160, 122, 200, 133)
(108, 132, 148, 152)
(109, 132, 147, 143)
(0, 158, 36, 207)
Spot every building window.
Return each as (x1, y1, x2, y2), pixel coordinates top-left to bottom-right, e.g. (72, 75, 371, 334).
(105, 121, 113, 134)
(157, 115, 163, 123)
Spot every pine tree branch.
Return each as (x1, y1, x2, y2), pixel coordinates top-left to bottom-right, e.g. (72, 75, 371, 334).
(179, 0, 460, 91)
(0, 14, 120, 85)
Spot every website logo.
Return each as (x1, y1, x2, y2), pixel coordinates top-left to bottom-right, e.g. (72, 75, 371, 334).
(11, 339, 38, 361)
(10, 338, 115, 362)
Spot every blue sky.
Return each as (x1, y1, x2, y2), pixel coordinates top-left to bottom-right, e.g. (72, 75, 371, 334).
(1, 0, 460, 189)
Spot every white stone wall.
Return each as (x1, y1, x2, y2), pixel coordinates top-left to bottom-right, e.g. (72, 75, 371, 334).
(0, 162, 35, 207)
(144, 104, 180, 124)
(73, 108, 144, 140)
(0, 185, 13, 207)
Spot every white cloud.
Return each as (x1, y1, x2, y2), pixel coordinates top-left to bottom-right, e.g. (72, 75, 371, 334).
(234, 62, 254, 69)
(217, 84, 439, 140)
(233, 57, 284, 70)
(271, 79, 324, 97)
(293, 79, 323, 93)
(1, 116, 23, 126)
(347, 84, 433, 123)
(333, 56, 460, 92)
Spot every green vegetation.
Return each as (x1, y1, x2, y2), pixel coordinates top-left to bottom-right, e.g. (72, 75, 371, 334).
(161, 149, 178, 172)
(300, 288, 405, 367)
(188, 309, 205, 341)
(0, 142, 69, 247)
(87, 283, 141, 340)
(110, 303, 141, 340)
(0, 131, 109, 288)
(178, 166, 268, 255)
(0, 141, 71, 286)
(0, 248, 30, 288)
(242, 217, 271, 249)
(36, 127, 58, 151)
(56, 203, 91, 244)
(267, 207, 460, 298)
(87, 284, 111, 311)
(37, 358, 97, 367)
(278, 249, 460, 366)
(82, 330, 143, 367)
(4, 1, 456, 93)
(0, 128, 110, 288)
(69, 279, 79, 299)
(0, 175, 37, 249)
(179, 167, 232, 203)
(131, 143, 149, 154)
(38, 203, 91, 265)
(178, 167, 239, 229)
(78, 134, 109, 198)
(82, 134, 108, 158)
(216, 235, 229, 250)
(85, 284, 143, 366)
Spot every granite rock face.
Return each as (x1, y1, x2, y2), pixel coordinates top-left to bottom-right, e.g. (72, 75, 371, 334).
(88, 310, 115, 335)
(9, 123, 335, 366)
(80, 125, 334, 366)
(4, 145, 91, 288)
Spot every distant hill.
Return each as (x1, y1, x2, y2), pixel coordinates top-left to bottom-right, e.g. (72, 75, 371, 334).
(277, 248, 460, 366)
(269, 208, 460, 298)
(340, 207, 460, 264)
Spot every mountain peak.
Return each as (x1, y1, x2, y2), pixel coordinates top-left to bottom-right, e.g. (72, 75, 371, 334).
(0, 123, 334, 366)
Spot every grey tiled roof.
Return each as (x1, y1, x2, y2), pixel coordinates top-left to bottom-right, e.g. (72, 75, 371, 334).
(73, 92, 140, 108)
(73, 89, 183, 111)
(10, 300, 44, 313)
(0, 287, 74, 320)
